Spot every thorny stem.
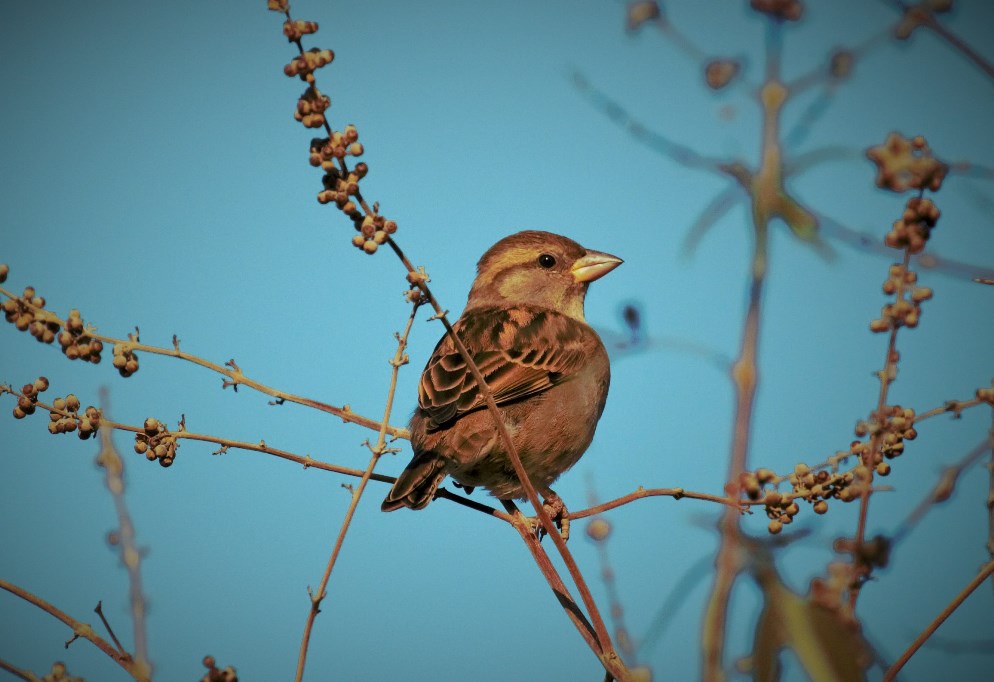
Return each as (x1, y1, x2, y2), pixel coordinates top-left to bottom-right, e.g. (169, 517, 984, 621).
(0, 578, 149, 682)
(294, 299, 420, 682)
(882, 558, 994, 681)
(0, 285, 409, 440)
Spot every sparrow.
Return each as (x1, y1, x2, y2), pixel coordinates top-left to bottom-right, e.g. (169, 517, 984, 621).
(381, 230, 622, 536)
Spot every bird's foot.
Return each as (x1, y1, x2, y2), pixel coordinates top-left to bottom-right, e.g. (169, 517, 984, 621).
(528, 493, 570, 542)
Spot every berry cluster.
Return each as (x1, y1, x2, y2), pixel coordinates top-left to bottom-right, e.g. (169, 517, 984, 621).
(745, 404, 921, 533)
(869, 264, 933, 333)
(1, 276, 108, 364)
(111, 337, 140, 378)
(866, 133, 948, 193)
(59, 308, 105, 363)
(750, 0, 803, 21)
(272, 11, 402, 255)
(134, 417, 178, 467)
(885, 197, 940, 253)
(283, 48, 334, 82)
(854, 404, 917, 468)
(312, 131, 398, 254)
(10, 379, 103, 440)
(283, 19, 318, 42)
(295, 86, 331, 128)
(350, 212, 398, 254)
(311, 128, 364, 175)
(740, 464, 863, 534)
(3, 285, 60, 344)
(48, 393, 102, 440)
(12, 376, 49, 419)
(318, 162, 363, 211)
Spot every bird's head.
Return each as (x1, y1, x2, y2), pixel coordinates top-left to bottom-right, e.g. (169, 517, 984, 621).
(466, 230, 623, 321)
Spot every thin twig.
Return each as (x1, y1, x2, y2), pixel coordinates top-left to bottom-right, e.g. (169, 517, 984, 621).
(851, 247, 912, 610)
(0, 578, 149, 682)
(917, 9, 994, 83)
(586, 479, 637, 666)
(0, 285, 408, 440)
(891, 438, 993, 544)
(294, 299, 420, 682)
(570, 487, 750, 519)
(784, 25, 892, 96)
(812, 211, 994, 282)
(883, 558, 994, 681)
(3, 382, 742, 534)
(913, 397, 984, 423)
(0, 384, 397, 483)
(93, 601, 126, 655)
(987, 411, 994, 598)
(0, 657, 40, 682)
(501, 500, 604, 656)
(2, 384, 743, 526)
(570, 71, 728, 174)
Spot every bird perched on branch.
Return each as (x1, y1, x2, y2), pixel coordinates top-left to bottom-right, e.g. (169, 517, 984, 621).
(382, 230, 622, 538)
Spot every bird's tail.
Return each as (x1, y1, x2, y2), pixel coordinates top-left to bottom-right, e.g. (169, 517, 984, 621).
(381, 451, 448, 511)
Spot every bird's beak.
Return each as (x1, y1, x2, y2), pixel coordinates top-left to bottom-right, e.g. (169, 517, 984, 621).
(571, 250, 623, 283)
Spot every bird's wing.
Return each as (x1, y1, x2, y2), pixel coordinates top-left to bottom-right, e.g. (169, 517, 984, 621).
(418, 306, 592, 428)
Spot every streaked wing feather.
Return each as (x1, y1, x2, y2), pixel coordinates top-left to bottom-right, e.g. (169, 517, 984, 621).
(419, 307, 591, 428)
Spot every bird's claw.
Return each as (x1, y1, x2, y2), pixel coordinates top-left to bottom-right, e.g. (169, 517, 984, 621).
(527, 494, 570, 542)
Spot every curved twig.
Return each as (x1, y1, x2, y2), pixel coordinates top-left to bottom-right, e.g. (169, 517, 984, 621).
(0, 579, 149, 682)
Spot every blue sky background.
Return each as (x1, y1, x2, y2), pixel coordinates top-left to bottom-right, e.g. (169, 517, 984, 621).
(1, 1, 993, 680)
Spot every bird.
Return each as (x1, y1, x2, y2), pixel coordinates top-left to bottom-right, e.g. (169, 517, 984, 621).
(381, 230, 622, 537)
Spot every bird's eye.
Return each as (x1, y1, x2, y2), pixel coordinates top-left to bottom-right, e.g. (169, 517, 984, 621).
(538, 254, 557, 269)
